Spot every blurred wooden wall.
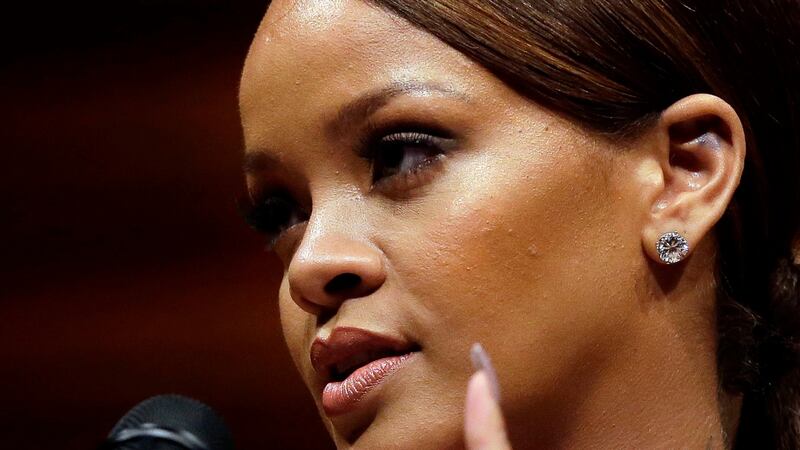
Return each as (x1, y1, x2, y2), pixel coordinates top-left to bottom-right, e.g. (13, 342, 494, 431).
(0, 2, 333, 448)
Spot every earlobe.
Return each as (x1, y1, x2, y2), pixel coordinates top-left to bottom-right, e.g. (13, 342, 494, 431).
(641, 94, 746, 265)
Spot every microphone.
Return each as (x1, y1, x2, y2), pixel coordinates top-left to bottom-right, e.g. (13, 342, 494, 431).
(100, 394, 235, 450)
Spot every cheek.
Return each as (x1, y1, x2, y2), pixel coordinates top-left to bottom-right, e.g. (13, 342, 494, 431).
(383, 136, 639, 401)
(278, 277, 314, 378)
(390, 142, 606, 321)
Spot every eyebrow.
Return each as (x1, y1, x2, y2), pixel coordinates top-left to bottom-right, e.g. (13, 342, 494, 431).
(243, 81, 468, 174)
(325, 81, 467, 137)
(243, 150, 281, 174)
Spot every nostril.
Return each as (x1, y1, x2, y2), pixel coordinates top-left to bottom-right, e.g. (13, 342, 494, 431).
(324, 273, 362, 295)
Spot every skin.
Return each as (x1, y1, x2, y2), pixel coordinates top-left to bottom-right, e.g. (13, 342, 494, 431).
(239, 0, 746, 448)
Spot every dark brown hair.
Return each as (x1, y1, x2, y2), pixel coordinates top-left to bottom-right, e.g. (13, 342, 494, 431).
(364, 0, 800, 448)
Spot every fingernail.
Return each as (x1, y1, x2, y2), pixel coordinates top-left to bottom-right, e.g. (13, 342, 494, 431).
(470, 342, 501, 404)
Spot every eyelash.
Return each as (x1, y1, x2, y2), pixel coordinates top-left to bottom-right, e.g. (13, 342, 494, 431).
(245, 129, 451, 249)
(360, 130, 449, 193)
(241, 190, 309, 250)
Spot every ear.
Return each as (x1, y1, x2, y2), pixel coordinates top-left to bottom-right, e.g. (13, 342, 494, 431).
(640, 94, 746, 265)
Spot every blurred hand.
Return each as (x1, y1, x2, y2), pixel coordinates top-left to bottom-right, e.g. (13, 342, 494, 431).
(465, 344, 512, 450)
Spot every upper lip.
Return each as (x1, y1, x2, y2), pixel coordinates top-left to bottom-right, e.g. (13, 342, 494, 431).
(310, 327, 419, 383)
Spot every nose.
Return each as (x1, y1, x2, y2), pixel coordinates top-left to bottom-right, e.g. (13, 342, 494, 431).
(287, 233, 386, 314)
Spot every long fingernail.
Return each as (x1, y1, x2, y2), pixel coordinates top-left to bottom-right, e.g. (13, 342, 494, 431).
(470, 343, 501, 404)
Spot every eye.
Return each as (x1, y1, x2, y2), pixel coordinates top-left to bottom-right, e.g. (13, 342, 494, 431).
(366, 131, 450, 191)
(241, 189, 308, 248)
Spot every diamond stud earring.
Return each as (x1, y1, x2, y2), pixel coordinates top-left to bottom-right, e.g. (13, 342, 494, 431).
(656, 231, 690, 264)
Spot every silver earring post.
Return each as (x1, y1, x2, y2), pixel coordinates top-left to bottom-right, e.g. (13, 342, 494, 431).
(656, 231, 690, 264)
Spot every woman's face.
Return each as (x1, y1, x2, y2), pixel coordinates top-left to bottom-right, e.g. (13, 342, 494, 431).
(240, 0, 655, 448)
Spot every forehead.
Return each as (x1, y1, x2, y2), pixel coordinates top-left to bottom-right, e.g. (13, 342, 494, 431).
(238, 0, 495, 149)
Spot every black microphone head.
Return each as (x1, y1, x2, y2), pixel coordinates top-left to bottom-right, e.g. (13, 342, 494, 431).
(105, 394, 234, 450)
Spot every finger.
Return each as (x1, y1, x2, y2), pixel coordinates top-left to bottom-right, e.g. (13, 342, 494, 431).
(465, 371, 512, 450)
(465, 343, 512, 450)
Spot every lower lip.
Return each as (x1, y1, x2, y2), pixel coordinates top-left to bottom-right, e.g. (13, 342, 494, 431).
(322, 352, 417, 416)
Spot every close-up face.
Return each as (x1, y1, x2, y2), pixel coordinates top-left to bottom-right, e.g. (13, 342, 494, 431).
(239, 0, 686, 448)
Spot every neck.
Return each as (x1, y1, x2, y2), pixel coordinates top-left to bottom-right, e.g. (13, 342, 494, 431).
(506, 334, 731, 449)
(508, 249, 740, 449)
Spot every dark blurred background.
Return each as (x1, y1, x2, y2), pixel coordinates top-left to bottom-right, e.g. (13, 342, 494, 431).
(1, 1, 333, 448)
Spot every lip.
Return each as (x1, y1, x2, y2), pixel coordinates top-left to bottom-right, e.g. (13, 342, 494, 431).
(310, 327, 419, 416)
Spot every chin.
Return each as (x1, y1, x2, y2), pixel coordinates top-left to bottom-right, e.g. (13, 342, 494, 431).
(328, 415, 464, 450)
(318, 379, 466, 450)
